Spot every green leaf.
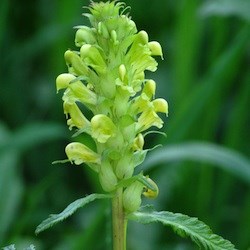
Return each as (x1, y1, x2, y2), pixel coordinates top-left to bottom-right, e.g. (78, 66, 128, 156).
(13, 122, 67, 152)
(35, 193, 112, 234)
(128, 207, 236, 250)
(143, 142, 250, 184)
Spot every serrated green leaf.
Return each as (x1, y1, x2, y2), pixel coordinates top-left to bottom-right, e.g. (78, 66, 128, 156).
(128, 207, 236, 250)
(35, 193, 112, 234)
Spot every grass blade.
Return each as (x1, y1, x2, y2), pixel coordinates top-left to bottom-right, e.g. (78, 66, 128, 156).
(142, 142, 250, 184)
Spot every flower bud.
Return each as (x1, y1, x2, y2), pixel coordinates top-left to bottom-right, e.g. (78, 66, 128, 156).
(98, 22, 109, 39)
(65, 142, 100, 165)
(56, 73, 75, 92)
(143, 80, 156, 99)
(75, 26, 96, 47)
(99, 160, 118, 192)
(111, 30, 118, 45)
(115, 154, 134, 179)
(123, 181, 144, 213)
(91, 114, 116, 143)
(148, 41, 163, 59)
(136, 30, 148, 45)
(152, 98, 168, 115)
(119, 64, 126, 81)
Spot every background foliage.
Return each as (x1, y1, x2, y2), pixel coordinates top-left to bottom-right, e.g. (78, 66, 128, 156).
(0, 0, 249, 249)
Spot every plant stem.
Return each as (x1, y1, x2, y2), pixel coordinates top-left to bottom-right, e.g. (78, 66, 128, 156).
(112, 187, 127, 250)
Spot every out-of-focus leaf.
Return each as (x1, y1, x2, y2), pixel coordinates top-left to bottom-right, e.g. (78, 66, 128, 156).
(12, 122, 67, 152)
(1, 245, 35, 250)
(142, 142, 250, 184)
(199, 0, 250, 22)
(128, 206, 236, 250)
(25, 245, 35, 250)
(165, 26, 249, 143)
(0, 122, 10, 147)
(0, 0, 9, 46)
(35, 193, 112, 234)
(0, 150, 23, 245)
(2, 245, 15, 250)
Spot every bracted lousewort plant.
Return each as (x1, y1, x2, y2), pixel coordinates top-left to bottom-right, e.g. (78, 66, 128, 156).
(36, 1, 236, 249)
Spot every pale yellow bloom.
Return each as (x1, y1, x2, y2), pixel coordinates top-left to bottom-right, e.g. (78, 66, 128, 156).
(65, 142, 100, 165)
(91, 114, 116, 143)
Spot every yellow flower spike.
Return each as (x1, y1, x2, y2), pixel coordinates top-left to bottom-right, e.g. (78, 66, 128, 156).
(63, 102, 90, 130)
(91, 114, 116, 143)
(64, 50, 89, 76)
(123, 181, 144, 213)
(152, 98, 168, 115)
(56, 73, 75, 92)
(148, 41, 163, 59)
(142, 80, 156, 99)
(142, 177, 159, 199)
(99, 160, 118, 192)
(65, 142, 101, 165)
(132, 133, 144, 151)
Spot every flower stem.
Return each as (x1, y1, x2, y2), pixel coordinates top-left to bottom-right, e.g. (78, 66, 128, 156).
(112, 187, 127, 250)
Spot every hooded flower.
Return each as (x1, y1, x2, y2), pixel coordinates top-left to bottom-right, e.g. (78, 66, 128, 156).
(65, 142, 100, 165)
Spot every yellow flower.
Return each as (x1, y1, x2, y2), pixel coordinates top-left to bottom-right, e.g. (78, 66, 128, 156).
(63, 102, 90, 130)
(91, 114, 116, 143)
(65, 142, 100, 165)
(136, 109, 164, 132)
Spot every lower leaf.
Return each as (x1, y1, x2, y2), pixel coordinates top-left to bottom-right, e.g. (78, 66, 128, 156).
(127, 206, 236, 250)
(35, 193, 112, 234)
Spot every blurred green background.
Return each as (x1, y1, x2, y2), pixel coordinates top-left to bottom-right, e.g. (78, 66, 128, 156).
(0, 0, 249, 249)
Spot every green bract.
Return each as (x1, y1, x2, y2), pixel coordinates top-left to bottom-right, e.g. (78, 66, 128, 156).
(56, 1, 167, 213)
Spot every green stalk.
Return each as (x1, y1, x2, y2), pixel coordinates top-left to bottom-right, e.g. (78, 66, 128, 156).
(112, 188, 127, 250)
